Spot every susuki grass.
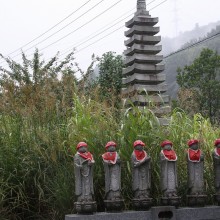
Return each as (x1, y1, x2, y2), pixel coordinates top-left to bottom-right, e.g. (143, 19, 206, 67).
(0, 92, 219, 219)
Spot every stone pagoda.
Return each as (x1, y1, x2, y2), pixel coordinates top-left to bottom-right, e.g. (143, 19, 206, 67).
(122, 0, 170, 121)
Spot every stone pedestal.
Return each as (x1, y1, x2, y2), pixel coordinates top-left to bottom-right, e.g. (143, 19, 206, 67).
(104, 199, 124, 212)
(65, 206, 220, 220)
(161, 196, 181, 208)
(74, 201, 97, 214)
(132, 198, 152, 210)
(214, 194, 220, 206)
(187, 195, 207, 207)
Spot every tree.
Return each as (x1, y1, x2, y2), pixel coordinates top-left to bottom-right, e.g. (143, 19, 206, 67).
(176, 48, 220, 123)
(0, 49, 77, 115)
(98, 51, 124, 108)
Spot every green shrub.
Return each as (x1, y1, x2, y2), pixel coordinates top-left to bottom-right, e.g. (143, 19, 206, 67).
(0, 94, 219, 219)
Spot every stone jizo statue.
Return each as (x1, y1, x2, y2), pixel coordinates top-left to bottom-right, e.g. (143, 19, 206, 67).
(102, 141, 124, 211)
(160, 140, 178, 198)
(186, 139, 207, 206)
(213, 139, 220, 204)
(102, 141, 122, 201)
(131, 140, 151, 200)
(187, 139, 205, 195)
(74, 142, 96, 213)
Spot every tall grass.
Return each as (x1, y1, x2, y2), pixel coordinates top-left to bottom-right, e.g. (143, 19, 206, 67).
(0, 92, 219, 219)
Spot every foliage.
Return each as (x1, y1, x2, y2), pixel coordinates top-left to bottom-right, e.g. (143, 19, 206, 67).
(0, 49, 78, 117)
(0, 50, 90, 219)
(0, 90, 219, 219)
(164, 23, 220, 100)
(176, 48, 220, 123)
(98, 51, 124, 108)
(175, 88, 199, 117)
(0, 49, 219, 219)
(0, 49, 76, 87)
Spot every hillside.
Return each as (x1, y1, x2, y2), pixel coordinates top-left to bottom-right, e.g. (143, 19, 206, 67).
(161, 21, 220, 55)
(163, 21, 220, 99)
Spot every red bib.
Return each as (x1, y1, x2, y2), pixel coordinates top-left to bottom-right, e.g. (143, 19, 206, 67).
(188, 149, 201, 162)
(102, 152, 117, 164)
(215, 148, 220, 156)
(78, 152, 94, 161)
(134, 150, 147, 161)
(162, 149, 177, 161)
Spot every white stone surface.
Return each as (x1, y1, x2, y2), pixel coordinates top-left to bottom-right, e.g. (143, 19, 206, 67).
(125, 35, 161, 47)
(125, 25, 160, 37)
(123, 63, 165, 76)
(122, 73, 165, 85)
(122, 84, 167, 94)
(124, 44, 162, 56)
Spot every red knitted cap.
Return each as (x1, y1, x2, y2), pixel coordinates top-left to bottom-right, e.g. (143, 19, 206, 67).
(77, 142, 88, 150)
(214, 139, 220, 146)
(187, 139, 199, 147)
(133, 140, 145, 148)
(105, 141, 117, 149)
(161, 140, 173, 148)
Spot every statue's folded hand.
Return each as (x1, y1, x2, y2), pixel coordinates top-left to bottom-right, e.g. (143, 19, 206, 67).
(134, 162, 140, 167)
(75, 164, 83, 168)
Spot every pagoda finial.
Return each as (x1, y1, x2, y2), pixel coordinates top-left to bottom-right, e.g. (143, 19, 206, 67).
(137, 0, 146, 11)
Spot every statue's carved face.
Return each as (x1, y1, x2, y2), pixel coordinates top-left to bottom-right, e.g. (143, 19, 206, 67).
(134, 145, 144, 151)
(190, 143, 199, 150)
(107, 146, 116, 152)
(216, 143, 220, 148)
(78, 146, 87, 153)
(163, 144, 172, 151)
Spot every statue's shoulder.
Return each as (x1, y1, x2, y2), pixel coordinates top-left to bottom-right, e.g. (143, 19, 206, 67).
(74, 153, 80, 159)
(131, 151, 135, 158)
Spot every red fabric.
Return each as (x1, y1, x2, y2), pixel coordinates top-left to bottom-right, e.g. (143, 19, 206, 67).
(105, 141, 116, 149)
(216, 148, 220, 156)
(133, 140, 145, 148)
(78, 152, 93, 161)
(214, 139, 220, 146)
(102, 152, 117, 164)
(77, 142, 87, 149)
(134, 150, 147, 161)
(162, 149, 177, 161)
(188, 139, 199, 147)
(161, 140, 173, 148)
(188, 149, 201, 162)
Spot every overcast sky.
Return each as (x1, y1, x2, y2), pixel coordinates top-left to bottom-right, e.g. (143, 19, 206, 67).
(1, 0, 220, 73)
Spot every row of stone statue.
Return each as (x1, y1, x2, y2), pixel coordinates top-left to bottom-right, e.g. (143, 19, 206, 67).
(73, 139, 220, 214)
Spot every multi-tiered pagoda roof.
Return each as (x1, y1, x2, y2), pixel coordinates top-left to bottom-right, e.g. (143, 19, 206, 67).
(122, 0, 170, 118)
